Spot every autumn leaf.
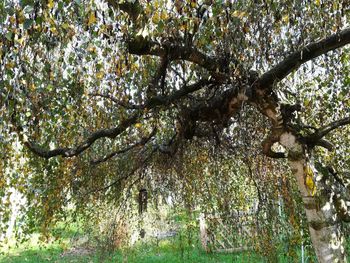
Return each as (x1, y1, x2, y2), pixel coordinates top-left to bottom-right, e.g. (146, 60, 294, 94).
(88, 11, 97, 26)
(5, 62, 15, 69)
(47, 0, 54, 9)
(160, 11, 167, 21)
(233, 10, 247, 19)
(152, 12, 160, 24)
(96, 71, 104, 79)
(16, 37, 25, 46)
(282, 14, 289, 24)
(304, 166, 316, 196)
(9, 16, 16, 25)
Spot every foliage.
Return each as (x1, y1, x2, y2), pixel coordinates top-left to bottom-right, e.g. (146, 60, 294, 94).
(1, 0, 350, 260)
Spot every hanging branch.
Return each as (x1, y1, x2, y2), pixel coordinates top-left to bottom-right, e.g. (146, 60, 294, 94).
(24, 112, 140, 158)
(89, 93, 142, 109)
(90, 127, 157, 165)
(90, 147, 157, 195)
(16, 78, 213, 159)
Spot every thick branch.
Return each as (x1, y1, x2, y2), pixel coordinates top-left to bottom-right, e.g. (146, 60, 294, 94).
(176, 86, 252, 139)
(128, 37, 228, 81)
(23, 79, 212, 158)
(259, 27, 350, 89)
(304, 116, 350, 149)
(316, 116, 350, 139)
(145, 78, 214, 108)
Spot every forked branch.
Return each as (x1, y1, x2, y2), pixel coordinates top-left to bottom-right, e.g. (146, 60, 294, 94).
(304, 116, 350, 150)
(90, 127, 157, 165)
(22, 79, 213, 159)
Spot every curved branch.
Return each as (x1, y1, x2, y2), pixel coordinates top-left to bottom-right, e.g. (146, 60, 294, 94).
(314, 138, 335, 151)
(22, 78, 213, 159)
(89, 93, 141, 109)
(316, 116, 350, 139)
(145, 78, 215, 108)
(303, 116, 350, 150)
(259, 27, 350, 89)
(90, 127, 157, 165)
(128, 37, 229, 81)
(25, 113, 140, 158)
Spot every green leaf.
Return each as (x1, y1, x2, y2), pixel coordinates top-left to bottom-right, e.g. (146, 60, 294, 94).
(5, 32, 12, 41)
(23, 19, 33, 30)
(23, 5, 34, 14)
(20, 0, 34, 8)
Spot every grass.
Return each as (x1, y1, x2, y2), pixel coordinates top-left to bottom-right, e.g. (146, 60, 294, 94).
(0, 220, 323, 263)
(117, 239, 262, 263)
(0, 243, 260, 263)
(0, 232, 264, 263)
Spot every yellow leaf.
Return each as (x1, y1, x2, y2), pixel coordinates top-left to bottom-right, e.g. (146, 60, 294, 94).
(135, 123, 142, 129)
(96, 71, 104, 79)
(9, 16, 16, 24)
(179, 23, 187, 31)
(18, 12, 25, 24)
(152, 12, 160, 24)
(47, 0, 54, 9)
(50, 26, 58, 35)
(88, 11, 96, 26)
(62, 23, 70, 30)
(233, 10, 247, 19)
(16, 37, 25, 46)
(160, 11, 167, 21)
(87, 45, 96, 53)
(282, 14, 289, 24)
(5, 62, 15, 69)
(315, 0, 320, 6)
(304, 166, 316, 196)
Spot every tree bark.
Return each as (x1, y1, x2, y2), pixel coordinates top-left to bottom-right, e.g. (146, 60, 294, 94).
(199, 213, 209, 252)
(279, 132, 346, 263)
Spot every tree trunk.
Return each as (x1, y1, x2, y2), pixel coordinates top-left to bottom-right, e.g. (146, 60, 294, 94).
(199, 213, 209, 252)
(279, 132, 346, 263)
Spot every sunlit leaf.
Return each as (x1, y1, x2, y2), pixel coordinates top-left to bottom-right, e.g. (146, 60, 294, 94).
(88, 11, 97, 26)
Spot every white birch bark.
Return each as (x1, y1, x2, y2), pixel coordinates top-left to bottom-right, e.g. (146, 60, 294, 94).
(199, 213, 209, 252)
(279, 132, 346, 263)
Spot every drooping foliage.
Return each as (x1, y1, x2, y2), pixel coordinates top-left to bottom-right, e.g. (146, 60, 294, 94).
(1, 0, 350, 260)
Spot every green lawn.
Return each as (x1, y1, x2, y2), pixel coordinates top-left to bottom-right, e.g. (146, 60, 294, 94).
(0, 234, 263, 263)
(0, 221, 322, 263)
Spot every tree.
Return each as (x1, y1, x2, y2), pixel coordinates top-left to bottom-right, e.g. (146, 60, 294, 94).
(1, 0, 350, 261)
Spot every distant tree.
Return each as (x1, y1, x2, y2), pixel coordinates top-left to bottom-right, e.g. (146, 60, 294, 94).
(1, 1, 350, 261)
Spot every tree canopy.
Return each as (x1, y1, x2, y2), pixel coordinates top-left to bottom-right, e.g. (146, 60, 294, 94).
(1, 0, 350, 261)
